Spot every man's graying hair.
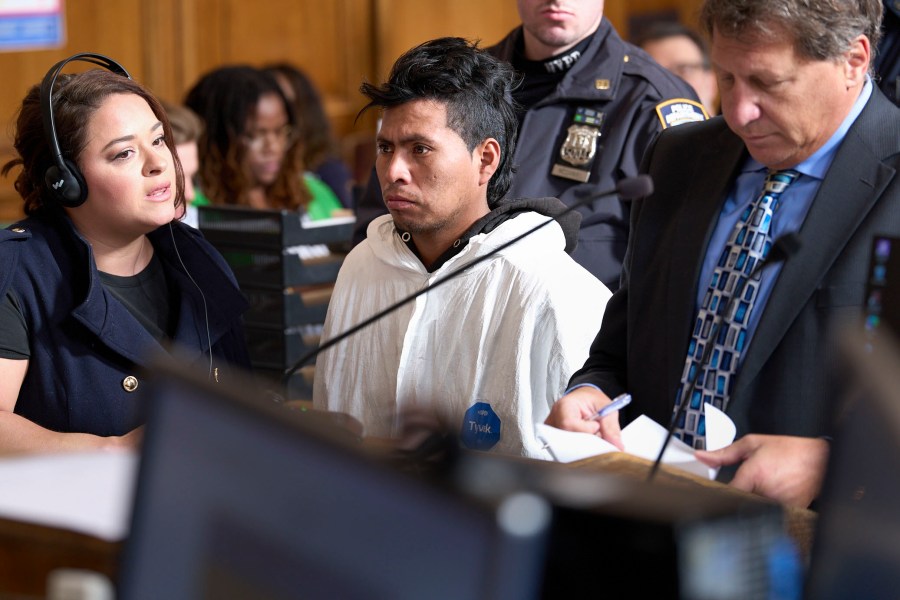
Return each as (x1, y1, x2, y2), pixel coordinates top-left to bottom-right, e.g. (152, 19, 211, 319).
(701, 0, 882, 67)
(360, 37, 519, 207)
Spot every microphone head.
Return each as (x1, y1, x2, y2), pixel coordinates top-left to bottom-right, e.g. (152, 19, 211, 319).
(616, 175, 654, 200)
(769, 233, 802, 264)
(572, 175, 654, 202)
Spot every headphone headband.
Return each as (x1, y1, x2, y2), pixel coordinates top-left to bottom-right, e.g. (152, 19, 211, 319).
(40, 52, 132, 208)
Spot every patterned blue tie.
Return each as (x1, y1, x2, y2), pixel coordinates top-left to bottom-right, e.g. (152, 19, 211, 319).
(673, 169, 799, 449)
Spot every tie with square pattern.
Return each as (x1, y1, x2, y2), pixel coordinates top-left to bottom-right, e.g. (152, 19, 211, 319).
(673, 169, 799, 449)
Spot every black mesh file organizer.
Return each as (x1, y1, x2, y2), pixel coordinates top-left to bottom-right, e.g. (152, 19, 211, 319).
(198, 205, 355, 398)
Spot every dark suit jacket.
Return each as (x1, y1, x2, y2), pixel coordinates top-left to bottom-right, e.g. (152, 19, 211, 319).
(570, 87, 900, 443)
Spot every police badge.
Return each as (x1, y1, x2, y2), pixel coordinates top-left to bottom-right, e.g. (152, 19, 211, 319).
(552, 107, 603, 183)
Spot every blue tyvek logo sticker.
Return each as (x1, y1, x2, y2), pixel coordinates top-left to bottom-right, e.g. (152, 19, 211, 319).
(460, 402, 501, 450)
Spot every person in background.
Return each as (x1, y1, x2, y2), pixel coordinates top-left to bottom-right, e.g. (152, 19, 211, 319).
(876, 0, 900, 104)
(547, 0, 895, 509)
(314, 38, 610, 458)
(0, 63, 250, 454)
(635, 21, 719, 116)
(184, 65, 342, 219)
(162, 101, 206, 227)
(265, 63, 354, 209)
(352, 0, 706, 291)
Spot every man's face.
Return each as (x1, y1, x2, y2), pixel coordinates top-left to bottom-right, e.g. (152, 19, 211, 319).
(517, 0, 605, 60)
(376, 99, 491, 243)
(642, 35, 718, 115)
(712, 28, 866, 169)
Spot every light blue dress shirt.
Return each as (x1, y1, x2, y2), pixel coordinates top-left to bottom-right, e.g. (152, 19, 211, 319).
(694, 78, 873, 360)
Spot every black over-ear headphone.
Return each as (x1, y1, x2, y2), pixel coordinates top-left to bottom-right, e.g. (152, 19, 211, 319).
(40, 52, 131, 208)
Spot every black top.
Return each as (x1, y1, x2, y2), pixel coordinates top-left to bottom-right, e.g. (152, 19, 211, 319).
(509, 35, 592, 123)
(0, 252, 173, 358)
(99, 253, 175, 342)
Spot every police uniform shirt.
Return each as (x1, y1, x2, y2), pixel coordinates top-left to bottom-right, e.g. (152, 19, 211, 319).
(488, 19, 707, 288)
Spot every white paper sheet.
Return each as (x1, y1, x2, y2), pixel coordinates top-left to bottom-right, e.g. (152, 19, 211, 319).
(536, 402, 736, 480)
(0, 449, 138, 541)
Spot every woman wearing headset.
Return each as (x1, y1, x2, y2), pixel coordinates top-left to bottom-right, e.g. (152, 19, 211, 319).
(0, 59, 250, 453)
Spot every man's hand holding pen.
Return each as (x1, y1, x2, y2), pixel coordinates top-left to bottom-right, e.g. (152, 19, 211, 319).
(545, 386, 626, 450)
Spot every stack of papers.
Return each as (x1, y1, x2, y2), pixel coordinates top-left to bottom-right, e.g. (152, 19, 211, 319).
(536, 403, 736, 480)
(0, 450, 138, 541)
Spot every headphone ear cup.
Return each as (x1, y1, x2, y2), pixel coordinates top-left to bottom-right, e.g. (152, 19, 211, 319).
(45, 158, 87, 207)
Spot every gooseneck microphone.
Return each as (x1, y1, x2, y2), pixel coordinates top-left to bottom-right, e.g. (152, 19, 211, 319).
(281, 175, 654, 387)
(647, 233, 802, 481)
(576, 175, 653, 203)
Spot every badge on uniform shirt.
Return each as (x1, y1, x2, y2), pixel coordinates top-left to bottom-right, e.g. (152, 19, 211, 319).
(552, 107, 604, 183)
(655, 98, 708, 129)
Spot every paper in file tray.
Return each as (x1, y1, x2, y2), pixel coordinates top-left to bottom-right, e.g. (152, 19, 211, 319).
(214, 247, 343, 289)
(197, 205, 355, 249)
(198, 206, 352, 289)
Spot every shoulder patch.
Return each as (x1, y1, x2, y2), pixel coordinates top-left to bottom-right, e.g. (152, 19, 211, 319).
(655, 99, 708, 129)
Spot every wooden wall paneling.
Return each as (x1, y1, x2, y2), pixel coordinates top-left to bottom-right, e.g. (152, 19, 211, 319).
(373, 1, 520, 82)
(327, 0, 380, 183)
(137, 0, 197, 103)
(182, 0, 229, 95)
(605, 0, 706, 39)
(671, 0, 706, 29)
(223, 0, 314, 65)
(328, 0, 379, 137)
(171, 0, 202, 100)
(61, 1, 145, 76)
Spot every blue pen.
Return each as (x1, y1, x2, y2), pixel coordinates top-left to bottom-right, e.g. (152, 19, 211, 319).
(588, 393, 632, 421)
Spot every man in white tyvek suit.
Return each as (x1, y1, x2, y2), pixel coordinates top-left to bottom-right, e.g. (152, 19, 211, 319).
(314, 37, 610, 458)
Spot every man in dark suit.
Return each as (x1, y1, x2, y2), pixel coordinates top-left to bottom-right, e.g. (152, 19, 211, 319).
(546, 0, 897, 509)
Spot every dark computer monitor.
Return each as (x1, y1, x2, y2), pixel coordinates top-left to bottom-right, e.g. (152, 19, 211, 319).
(862, 235, 900, 339)
(117, 359, 548, 600)
(805, 327, 900, 598)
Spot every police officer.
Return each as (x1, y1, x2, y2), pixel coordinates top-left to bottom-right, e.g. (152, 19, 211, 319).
(353, 1, 706, 290)
(877, 0, 900, 104)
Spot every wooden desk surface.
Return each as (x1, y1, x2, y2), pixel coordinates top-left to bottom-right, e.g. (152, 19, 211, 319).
(568, 452, 817, 559)
(0, 445, 816, 597)
(0, 517, 119, 598)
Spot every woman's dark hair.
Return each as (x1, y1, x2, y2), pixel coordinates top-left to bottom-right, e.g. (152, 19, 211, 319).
(184, 65, 309, 210)
(264, 63, 340, 171)
(2, 69, 185, 217)
(359, 37, 519, 207)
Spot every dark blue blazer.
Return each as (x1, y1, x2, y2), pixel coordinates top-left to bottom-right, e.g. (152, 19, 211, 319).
(0, 217, 250, 436)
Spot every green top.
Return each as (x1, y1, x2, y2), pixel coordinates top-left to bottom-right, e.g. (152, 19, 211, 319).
(190, 173, 342, 220)
(191, 189, 211, 206)
(302, 172, 343, 220)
